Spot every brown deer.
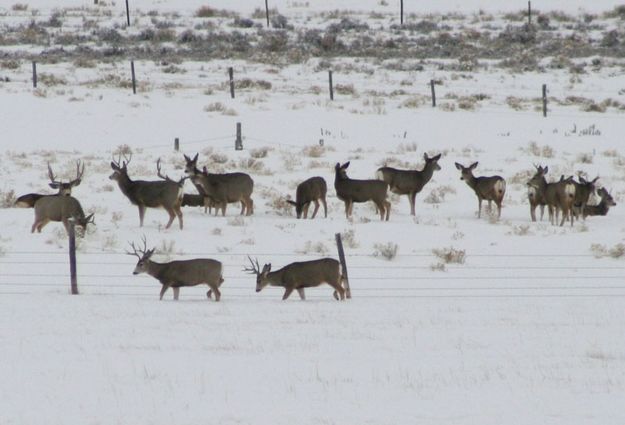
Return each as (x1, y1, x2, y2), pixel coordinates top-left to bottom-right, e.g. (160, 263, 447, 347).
(286, 176, 328, 219)
(31, 195, 94, 235)
(527, 165, 549, 222)
(527, 172, 576, 226)
(16, 161, 84, 208)
(244, 256, 346, 301)
(583, 187, 616, 218)
(334, 161, 390, 221)
(128, 237, 224, 301)
(109, 155, 185, 230)
(572, 176, 599, 220)
(183, 153, 254, 216)
(455, 162, 506, 219)
(376, 153, 442, 216)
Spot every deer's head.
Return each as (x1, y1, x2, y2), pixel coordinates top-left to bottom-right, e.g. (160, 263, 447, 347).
(244, 256, 272, 292)
(527, 165, 548, 189)
(183, 153, 200, 176)
(109, 153, 131, 182)
(48, 161, 84, 195)
(454, 162, 478, 181)
(334, 162, 350, 180)
(127, 237, 155, 275)
(424, 153, 442, 171)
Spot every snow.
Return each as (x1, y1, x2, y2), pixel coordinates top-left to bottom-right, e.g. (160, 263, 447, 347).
(1, 1, 625, 424)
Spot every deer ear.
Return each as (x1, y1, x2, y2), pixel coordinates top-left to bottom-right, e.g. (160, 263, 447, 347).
(110, 162, 118, 170)
(543, 166, 548, 173)
(49, 182, 60, 189)
(592, 177, 599, 183)
(85, 213, 95, 224)
(183, 154, 190, 161)
(432, 153, 441, 161)
(193, 153, 198, 162)
(342, 161, 350, 169)
(423, 153, 429, 160)
(454, 162, 462, 170)
(470, 162, 478, 170)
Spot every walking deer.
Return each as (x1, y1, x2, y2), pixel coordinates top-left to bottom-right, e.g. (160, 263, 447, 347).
(16, 161, 84, 208)
(376, 153, 442, 216)
(527, 165, 548, 222)
(334, 161, 390, 221)
(287, 176, 328, 219)
(527, 171, 576, 226)
(31, 195, 94, 235)
(455, 162, 506, 219)
(244, 256, 346, 301)
(572, 176, 599, 220)
(583, 187, 616, 218)
(183, 153, 254, 216)
(109, 155, 185, 230)
(128, 238, 224, 301)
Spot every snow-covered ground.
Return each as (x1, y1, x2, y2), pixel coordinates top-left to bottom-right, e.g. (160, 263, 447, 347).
(1, 1, 625, 424)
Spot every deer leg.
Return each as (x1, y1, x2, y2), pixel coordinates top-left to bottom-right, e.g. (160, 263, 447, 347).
(496, 201, 502, 219)
(530, 203, 537, 222)
(248, 198, 254, 215)
(31, 220, 39, 233)
(207, 289, 212, 300)
(410, 192, 417, 216)
(303, 203, 310, 219)
(383, 200, 391, 221)
(540, 205, 545, 221)
(175, 206, 183, 230)
(36, 219, 49, 233)
(239, 200, 245, 215)
(344, 201, 350, 219)
(138, 205, 146, 227)
(159, 284, 170, 300)
(311, 200, 320, 219)
(282, 287, 294, 300)
(477, 197, 482, 219)
(173, 287, 180, 301)
(164, 208, 176, 229)
(212, 287, 221, 301)
(297, 288, 306, 300)
(321, 198, 327, 218)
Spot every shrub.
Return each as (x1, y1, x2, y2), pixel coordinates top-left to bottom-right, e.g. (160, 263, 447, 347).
(195, 6, 216, 18)
(373, 242, 398, 261)
(0, 190, 17, 208)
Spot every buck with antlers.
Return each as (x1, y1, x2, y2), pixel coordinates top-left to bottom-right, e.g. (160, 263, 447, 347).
(31, 195, 94, 235)
(335, 161, 391, 221)
(244, 256, 347, 301)
(455, 162, 506, 219)
(110, 155, 185, 229)
(128, 237, 224, 301)
(16, 160, 84, 208)
(287, 176, 328, 219)
(376, 153, 442, 216)
(183, 153, 254, 216)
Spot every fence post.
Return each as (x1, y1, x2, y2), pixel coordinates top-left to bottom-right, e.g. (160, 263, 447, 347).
(265, 0, 270, 27)
(174, 137, 179, 152)
(430, 79, 436, 107)
(542, 84, 547, 117)
(335, 233, 351, 299)
(235, 122, 243, 150)
(328, 70, 334, 101)
(228, 67, 235, 99)
(400, 0, 404, 25)
(32, 61, 37, 88)
(528, 1, 532, 26)
(125, 0, 130, 26)
(130, 60, 136, 94)
(68, 220, 79, 295)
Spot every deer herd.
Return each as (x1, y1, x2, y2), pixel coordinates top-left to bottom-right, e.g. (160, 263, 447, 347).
(13, 150, 617, 301)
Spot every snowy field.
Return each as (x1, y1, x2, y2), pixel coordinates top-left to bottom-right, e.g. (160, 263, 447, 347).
(1, 1, 625, 424)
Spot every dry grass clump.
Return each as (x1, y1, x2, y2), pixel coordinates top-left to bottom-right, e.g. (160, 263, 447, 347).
(507, 224, 532, 236)
(423, 185, 456, 204)
(250, 147, 270, 159)
(590, 243, 625, 259)
(373, 242, 398, 261)
(0, 190, 17, 208)
(524, 142, 554, 158)
(432, 247, 466, 264)
(204, 102, 237, 115)
(297, 241, 329, 255)
(302, 145, 326, 158)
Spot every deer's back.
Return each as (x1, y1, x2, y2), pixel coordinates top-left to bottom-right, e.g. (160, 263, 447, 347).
(205, 172, 253, 199)
(335, 179, 388, 202)
(131, 180, 182, 207)
(281, 258, 340, 287)
(297, 177, 327, 200)
(34, 195, 84, 220)
(156, 258, 223, 286)
(377, 167, 427, 194)
(475, 175, 505, 199)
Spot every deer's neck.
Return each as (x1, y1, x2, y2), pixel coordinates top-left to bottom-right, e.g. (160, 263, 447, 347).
(146, 261, 168, 280)
(420, 163, 437, 184)
(115, 174, 136, 198)
(266, 269, 286, 287)
(463, 174, 479, 190)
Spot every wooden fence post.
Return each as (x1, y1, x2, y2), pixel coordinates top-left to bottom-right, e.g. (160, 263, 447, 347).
(174, 137, 179, 152)
(542, 84, 547, 117)
(32, 61, 37, 88)
(265, 0, 270, 27)
(328, 70, 334, 101)
(400, 0, 404, 26)
(430, 79, 436, 107)
(125, 0, 131, 26)
(235, 122, 243, 150)
(335, 233, 351, 299)
(228, 67, 235, 99)
(528, 1, 532, 26)
(68, 220, 79, 295)
(130, 60, 136, 94)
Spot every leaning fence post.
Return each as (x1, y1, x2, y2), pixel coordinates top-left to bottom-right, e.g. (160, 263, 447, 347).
(400, 0, 404, 25)
(32, 61, 37, 88)
(174, 137, 180, 152)
(542, 83, 547, 117)
(228, 67, 235, 99)
(335, 233, 351, 299)
(130, 60, 136, 94)
(430, 79, 436, 107)
(265, 0, 270, 27)
(235, 122, 243, 150)
(125, 0, 131, 26)
(528, 1, 532, 26)
(328, 70, 334, 101)
(68, 220, 79, 295)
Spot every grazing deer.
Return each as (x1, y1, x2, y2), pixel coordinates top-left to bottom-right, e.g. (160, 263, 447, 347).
(572, 176, 599, 220)
(527, 165, 549, 222)
(287, 176, 328, 219)
(128, 238, 223, 301)
(376, 153, 442, 216)
(455, 162, 506, 219)
(183, 153, 254, 216)
(527, 172, 576, 226)
(583, 187, 616, 218)
(31, 195, 94, 235)
(15, 160, 84, 208)
(244, 256, 346, 301)
(109, 155, 185, 230)
(334, 162, 391, 221)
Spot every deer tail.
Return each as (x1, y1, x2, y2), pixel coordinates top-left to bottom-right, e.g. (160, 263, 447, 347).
(375, 168, 386, 181)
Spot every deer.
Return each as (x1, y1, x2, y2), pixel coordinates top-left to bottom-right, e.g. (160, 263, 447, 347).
(572, 176, 599, 220)
(15, 160, 84, 208)
(376, 153, 442, 216)
(583, 187, 616, 218)
(454, 162, 506, 219)
(31, 195, 94, 235)
(183, 153, 254, 216)
(286, 176, 328, 219)
(127, 237, 224, 301)
(527, 171, 576, 226)
(334, 161, 391, 221)
(109, 155, 185, 230)
(244, 256, 346, 301)
(527, 165, 549, 222)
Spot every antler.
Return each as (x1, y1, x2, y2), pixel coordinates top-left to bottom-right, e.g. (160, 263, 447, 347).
(69, 160, 85, 185)
(157, 158, 188, 185)
(47, 162, 59, 185)
(126, 235, 149, 259)
(243, 256, 261, 275)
